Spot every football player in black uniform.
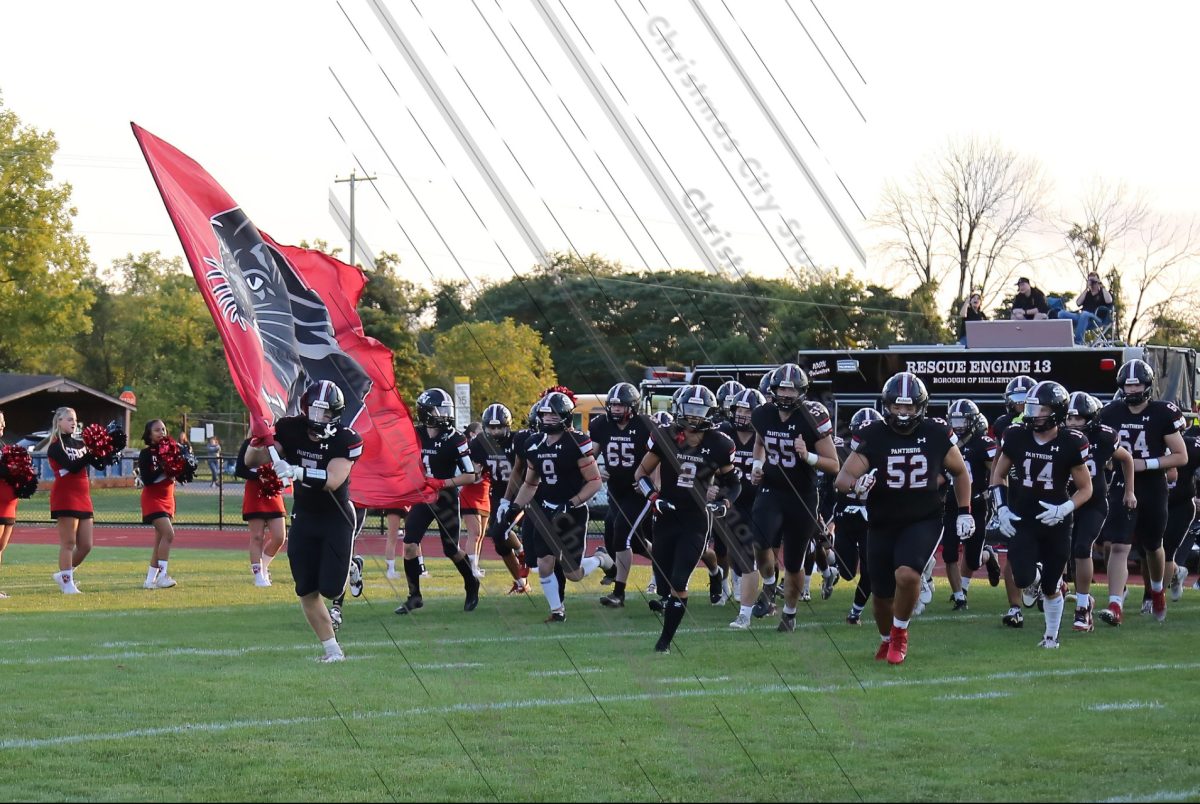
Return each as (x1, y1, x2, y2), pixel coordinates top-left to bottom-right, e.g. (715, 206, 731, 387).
(721, 389, 767, 626)
(634, 385, 741, 652)
(1162, 428, 1199, 602)
(991, 375, 1036, 443)
(246, 380, 362, 663)
(989, 381, 1092, 648)
(1064, 392, 1134, 632)
(506, 392, 611, 622)
(395, 388, 481, 616)
(836, 373, 973, 664)
(834, 407, 882, 626)
(1097, 359, 1187, 624)
(473, 403, 529, 595)
(714, 381, 745, 426)
(943, 399, 1001, 610)
(592, 382, 656, 608)
(748, 364, 840, 632)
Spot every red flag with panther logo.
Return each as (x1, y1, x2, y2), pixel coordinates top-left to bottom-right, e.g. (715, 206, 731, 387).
(133, 123, 431, 505)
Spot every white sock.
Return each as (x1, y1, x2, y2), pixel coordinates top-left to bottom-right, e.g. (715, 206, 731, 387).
(850, 603, 864, 615)
(961, 577, 972, 592)
(579, 556, 601, 577)
(783, 604, 797, 615)
(386, 558, 395, 573)
(469, 554, 480, 571)
(145, 566, 159, 584)
(893, 617, 910, 630)
(540, 573, 562, 611)
(157, 560, 168, 575)
(953, 590, 965, 601)
(802, 576, 813, 593)
(321, 636, 341, 657)
(880, 633, 891, 643)
(1109, 595, 1123, 607)
(709, 566, 722, 577)
(1044, 595, 1064, 639)
(1150, 579, 1164, 592)
(739, 604, 754, 618)
(762, 573, 776, 586)
(53, 571, 66, 589)
(1077, 592, 1091, 610)
(516, 577, 527, 589)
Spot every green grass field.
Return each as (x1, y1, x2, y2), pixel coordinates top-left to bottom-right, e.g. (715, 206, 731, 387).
(1, 543, 1198, 802)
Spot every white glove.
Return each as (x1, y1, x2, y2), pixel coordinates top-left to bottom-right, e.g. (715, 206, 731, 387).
(496, 498, 511, 521)
(651, 496, 676, 515)
(272, 459, 296, 479)
(852, 469, 877, 496)
(956, 514, 976, 540)
(1036, 499, 1076, 526)
(997, 505, 1021, 537)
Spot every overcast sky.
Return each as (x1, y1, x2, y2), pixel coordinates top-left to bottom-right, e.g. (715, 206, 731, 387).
(4, 0, 1199, 297)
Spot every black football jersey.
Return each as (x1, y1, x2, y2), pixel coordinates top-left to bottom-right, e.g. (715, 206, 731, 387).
(648, 427, 736, 512)
(470, 433, 516, 501)
(1072, 424, 1119, 501)
(1168, 434, 1200, 504)
(274, 416, 363, 516)
(590, 414, 654, 499)
(959, 433, 998, 498)
(1100, 400, 1186, 474)
(524, 430, 594, 504)
(850, 418, 955, 525)
(1000, 423, 1090, 518)
(418, 426, 472, 484)
(751, 400, 833, 493)
(991, 412, 1021, 444)
(718, 422, 759, 508)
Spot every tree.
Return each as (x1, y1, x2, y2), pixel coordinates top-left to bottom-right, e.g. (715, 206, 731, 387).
(425, 319, 555, 420)
(875, 137, 1048, 324)
(0, 96, 94, 373)
(357, 252, 431, 403)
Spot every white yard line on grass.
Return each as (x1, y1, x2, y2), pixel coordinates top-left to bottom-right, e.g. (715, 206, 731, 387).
(4, 661, 1199, 752)
(528, 668, 601, 677)
(657, 676, 732, 685)
(934, 691, 1011, 701)
(1101, 788, 1200, 803)
(1085, 701, 1164, 712)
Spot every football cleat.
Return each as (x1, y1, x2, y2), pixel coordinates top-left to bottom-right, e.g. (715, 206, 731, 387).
(1169, 565, 1187, 602)
(752, 596, 776, 619)
(799, 590, 812, 603)
(155, 575, 177, 589)
(952, 596, 969, 611)
(821, 567, 839, 600)
(918, 576, 934, 606)
(1140, 599, 1153, 616)
(1151, 589, 1166, 622)
(1097, 601, 1122, 626)
(874, 640, 890, 661)
(1072, 606, 1094, 632)
(1037, 636, 1060, 649)
(1002, 608, 1024, 628)
(464, 576, 480, 612)
(348, 555, 364, 598)
(599, 592, 625, 608)
(317, 651, 346, 663)
(1021, 572, 1043, 608)
(544, 610, 566, 624)
(886, 627, 908, 665)
(330, 605, 342, 632)
(777, 613, 796, 633)
(985, 550, 1002, 587)
(394, 595, 424, 615)
(708, 568, 725, 604)
(648, 597, 667, 613)
(254, 572, 272, 588)
(506, 581, 528, 595)
(653, 639, 671, 654)
(729, 612, 752, 630)
(846, 609, 862, 626)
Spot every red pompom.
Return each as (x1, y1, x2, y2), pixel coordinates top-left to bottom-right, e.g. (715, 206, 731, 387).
(542, 385, 577, 404)
(2, 444, 38, 498)
(257, 463, 284, 499)
(81, 422, 118, 468)
(154, 437, 187, 479)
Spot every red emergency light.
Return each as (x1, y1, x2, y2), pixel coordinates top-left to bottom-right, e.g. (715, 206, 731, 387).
(1099, 358, 1117, 371)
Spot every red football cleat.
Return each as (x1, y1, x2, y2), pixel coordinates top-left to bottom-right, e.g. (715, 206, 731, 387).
(874, 640, 890, 661)
(1097, 601, 1123, 627)
(886, 626, 908, 665)
(1151, 590, 1166, 622)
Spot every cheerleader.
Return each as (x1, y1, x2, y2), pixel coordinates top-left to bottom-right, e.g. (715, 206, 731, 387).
(42, 407, 91, 594)
(234, 437, 287, 587)
(0, 411, 21, 598)
(138, 420, 181, 589)
(460, 422, 491, 579)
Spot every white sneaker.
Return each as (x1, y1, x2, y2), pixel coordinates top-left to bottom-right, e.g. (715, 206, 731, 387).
(419, 569, 431, 579)
(1192, 579, 1200, 592)
(142, 580, 157, 590)
(732, 574, 742, 600)
(55, 572, 81, 594)
(1170, 566, 1187, 602)
(254, 573, 272, 588)
(821, 567, 839, 600)
(317, 652, 345, 663)
(155, 575, 177, 589)
(1140, 599, 1153, 615)
(729, 612, 752, 629)
(385, 569, 401, 580)
(913, 598, 927, 617)
(1038, 635, 1060, 649)
(919, 575, 934, 606)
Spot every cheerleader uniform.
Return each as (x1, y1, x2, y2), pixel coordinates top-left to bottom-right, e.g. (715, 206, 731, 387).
(235, 439, 287, 521)
(138, 446, 176, 524)
(48, 435, 93, 520)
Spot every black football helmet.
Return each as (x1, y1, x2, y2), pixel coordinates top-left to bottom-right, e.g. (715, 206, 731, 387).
(300, 380, 345, 439)
(769, 363, 808, 410)
(849, 407, 883, 431)
(947, 398, 987, 442)
(1004, 375, 1037, 415)
(416, 388, 455, 430)
(538, 391, 575, 434)
(651, 410, 674, 428)
(1024, 381, 1070, 433)
(605, 382, 641, 424)
(757, 372, 773, 401)
(715, 381, 746, 421)
(730, 388, 766, 432)
(672, 385, 719, 431)
(526, 401, 541, 431)
(1116, 359, 1155, 405)
(881, 372, 929, 435)
(1066, 392, 1103, 431)
(482, 403, 512, 433)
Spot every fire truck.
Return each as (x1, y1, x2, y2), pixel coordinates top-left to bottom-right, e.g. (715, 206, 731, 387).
(641, 344, 1197, 435)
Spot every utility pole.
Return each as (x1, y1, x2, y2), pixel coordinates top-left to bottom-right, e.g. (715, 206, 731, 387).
(333, 169, 377, 266)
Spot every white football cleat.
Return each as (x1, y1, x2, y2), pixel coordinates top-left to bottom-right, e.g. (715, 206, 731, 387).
(729, 612, 752, 630)
(155, 575, 177, 589)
